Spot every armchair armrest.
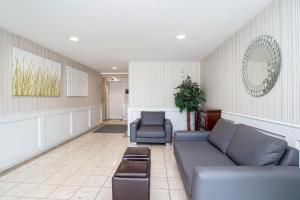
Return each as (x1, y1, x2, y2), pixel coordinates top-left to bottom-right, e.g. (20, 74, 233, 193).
(130, 119, 141, 142)
(174, 131, 209, 142)
(192, 166, 300, 200)
(165, 119, 173, 144)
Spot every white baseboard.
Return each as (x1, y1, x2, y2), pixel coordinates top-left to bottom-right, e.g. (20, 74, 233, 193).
(0, 106, 102, 172)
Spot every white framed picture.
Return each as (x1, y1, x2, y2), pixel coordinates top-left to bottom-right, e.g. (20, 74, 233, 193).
(66, 66, 89, 97)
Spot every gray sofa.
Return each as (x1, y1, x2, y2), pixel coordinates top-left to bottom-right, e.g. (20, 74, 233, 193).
(174, 119, 300, 200)
(130, 111, 172, 144)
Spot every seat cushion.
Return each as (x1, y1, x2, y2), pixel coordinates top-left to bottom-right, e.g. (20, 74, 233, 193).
(279, 146, 299, 167)
(174, 141, 221, 156)
(178, 153, 236, 195)
(208, 119, 238, 153)
(226, 124, 288, 166)
(137, 125, 165, 138)
(141, 111, 165, 126)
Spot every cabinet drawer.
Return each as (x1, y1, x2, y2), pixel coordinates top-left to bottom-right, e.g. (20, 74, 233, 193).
(196, 107, 221, 131)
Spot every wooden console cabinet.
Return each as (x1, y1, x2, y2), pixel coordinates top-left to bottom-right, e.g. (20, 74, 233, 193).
(195, 107, 221, 131)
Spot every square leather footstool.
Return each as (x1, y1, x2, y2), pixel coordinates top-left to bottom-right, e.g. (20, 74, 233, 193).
(112, 160, 150, 200)
(123, 147, 151, 161)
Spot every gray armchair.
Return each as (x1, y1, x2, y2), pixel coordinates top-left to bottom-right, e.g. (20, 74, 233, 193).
(130, 111, 172, 144)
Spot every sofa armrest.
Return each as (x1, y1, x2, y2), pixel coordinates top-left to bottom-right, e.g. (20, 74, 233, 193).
(192, 166, 300, 200)
(165, 119, 173, 144)
(130, 119, 141, 142)
(174, 131, 209, 142)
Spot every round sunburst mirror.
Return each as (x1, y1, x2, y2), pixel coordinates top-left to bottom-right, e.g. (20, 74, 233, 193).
(242, 35, 281, 97)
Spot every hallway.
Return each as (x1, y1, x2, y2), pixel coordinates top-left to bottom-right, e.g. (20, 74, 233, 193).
(0, 130, 186, 200)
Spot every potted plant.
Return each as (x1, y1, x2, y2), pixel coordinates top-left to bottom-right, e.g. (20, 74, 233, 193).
(174, 76, 205, 131)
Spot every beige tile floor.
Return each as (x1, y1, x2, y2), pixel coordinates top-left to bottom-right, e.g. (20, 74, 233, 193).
(0, 127, 187, 200)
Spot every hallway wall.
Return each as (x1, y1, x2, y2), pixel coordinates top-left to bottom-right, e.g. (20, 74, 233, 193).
(0, 27, 103, 172)
(0, 27, 102, 114)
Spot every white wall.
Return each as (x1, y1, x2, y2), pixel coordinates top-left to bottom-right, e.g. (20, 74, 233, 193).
(201, 0, 300, 148)
(0, 27, 103, 172)
(0, 106, 102, 172)
(129, 62, 200, 108)
(128, 62, 201, 134)
(0, 27, 102, 114)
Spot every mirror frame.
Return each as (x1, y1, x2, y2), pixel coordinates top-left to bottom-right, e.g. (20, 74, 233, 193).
(242, 35, 281, 97)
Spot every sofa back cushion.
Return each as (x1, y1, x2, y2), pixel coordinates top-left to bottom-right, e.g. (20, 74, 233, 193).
(208, 119, 238, 153)
(141, 111, 165, 126)
(226, 124, 288, 166)
(279, 146, 299, 167)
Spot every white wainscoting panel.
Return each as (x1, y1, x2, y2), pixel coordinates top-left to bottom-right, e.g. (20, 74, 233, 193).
(127, 107, 195, 137)
(0, 106, 101, 172)
(0, 118, 40, 170)
(91, 107, 101, 128)
(44, 113, 70, 148)
(222, 111, 300, 149)
(72, 109, 89, 136)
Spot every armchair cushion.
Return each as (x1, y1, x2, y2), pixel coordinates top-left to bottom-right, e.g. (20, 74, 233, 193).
(141, 111, 165, 126)
(137, 125, 165, 138)
(226, 124, 288, 166)
(208, 119, 238, 153)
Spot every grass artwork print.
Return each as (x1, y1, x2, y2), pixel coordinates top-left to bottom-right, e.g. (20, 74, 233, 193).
(12, 48, 61, 96)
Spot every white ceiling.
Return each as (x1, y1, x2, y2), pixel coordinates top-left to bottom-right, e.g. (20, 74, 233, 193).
(0, 0, 273, 72)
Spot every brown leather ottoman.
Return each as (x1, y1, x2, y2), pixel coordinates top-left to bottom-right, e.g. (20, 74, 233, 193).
(123, 147, 151, 161)
(112, 160, 150, 200)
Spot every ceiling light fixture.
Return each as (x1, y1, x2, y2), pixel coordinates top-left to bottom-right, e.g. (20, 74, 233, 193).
(112, 67, 117, 70)
(110, 76, 119, 81)
(69, 36, 79, 42)
(177, 34, 186, 40)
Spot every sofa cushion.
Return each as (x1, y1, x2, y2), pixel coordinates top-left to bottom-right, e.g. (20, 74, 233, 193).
(226, 124, 288, 166)
(137, 125, 165, 138)
(141, 111, 165, 126)
(177, 153, 236, 195)
(174, 141, 221, 156)
(208, 119, 238, 153)
(279, 146, 299, 167)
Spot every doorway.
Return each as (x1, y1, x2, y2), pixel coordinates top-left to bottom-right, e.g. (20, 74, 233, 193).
(108, 81, 124, 119)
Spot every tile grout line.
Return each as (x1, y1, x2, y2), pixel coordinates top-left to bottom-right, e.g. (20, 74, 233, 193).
(165, 146, 172, 200)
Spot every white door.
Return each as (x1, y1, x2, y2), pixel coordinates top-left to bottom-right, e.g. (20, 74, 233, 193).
(108, 81, 124, 119)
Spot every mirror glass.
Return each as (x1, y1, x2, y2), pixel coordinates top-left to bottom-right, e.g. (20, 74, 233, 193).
(242, 35, 281, 97)
(247, 48, 270, 85)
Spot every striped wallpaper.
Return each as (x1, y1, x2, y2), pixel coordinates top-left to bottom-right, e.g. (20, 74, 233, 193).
(201, 0, 300, 126)
(0, 27, 102, 114)
(129, 62, 201, 108)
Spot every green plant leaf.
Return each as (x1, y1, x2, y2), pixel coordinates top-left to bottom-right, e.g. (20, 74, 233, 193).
(174, 76, 206, 112)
